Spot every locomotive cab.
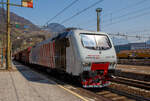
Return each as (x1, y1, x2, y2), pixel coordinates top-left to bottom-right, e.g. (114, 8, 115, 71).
(66, 30, 117, 87)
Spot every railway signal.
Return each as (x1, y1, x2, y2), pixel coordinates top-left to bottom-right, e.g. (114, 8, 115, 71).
(22, 0, 33, 8)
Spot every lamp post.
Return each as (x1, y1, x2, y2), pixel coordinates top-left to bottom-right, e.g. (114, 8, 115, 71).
(96, 8, 102, 32)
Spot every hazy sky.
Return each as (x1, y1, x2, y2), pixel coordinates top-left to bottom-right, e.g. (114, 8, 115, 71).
(2, 0, 150, 42)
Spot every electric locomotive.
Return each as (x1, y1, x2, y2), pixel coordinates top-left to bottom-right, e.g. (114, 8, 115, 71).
(17, 29, 117, 88)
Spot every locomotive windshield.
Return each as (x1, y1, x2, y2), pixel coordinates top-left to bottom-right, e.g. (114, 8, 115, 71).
(80, 33, 112, 50)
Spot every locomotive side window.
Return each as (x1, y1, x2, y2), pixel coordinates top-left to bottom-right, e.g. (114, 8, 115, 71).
(80, 33, 112, 50)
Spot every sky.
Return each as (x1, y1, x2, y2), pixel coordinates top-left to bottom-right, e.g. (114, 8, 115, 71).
(1, 0, 150, 42)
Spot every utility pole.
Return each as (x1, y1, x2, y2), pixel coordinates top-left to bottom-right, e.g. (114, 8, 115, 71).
(6, 0, 11, 70)
(96, 8, 102, 32)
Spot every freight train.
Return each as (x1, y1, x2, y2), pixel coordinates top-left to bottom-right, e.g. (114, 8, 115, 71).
(14, 29, 117, 88)
(117, 49, 150, 59)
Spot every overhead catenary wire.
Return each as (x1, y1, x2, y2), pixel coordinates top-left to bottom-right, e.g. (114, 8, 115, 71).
(75, 0, 149, 29)
(41, 0, 150, 42)
(51, 0, 104, 31)
(81, 26, 150, 40)
(102, 10, 150, 28)
(85, 5, 150, 29)
(108, 33, 150, 40)
(82, 8, 150, 31)
(102, 0, 148, 17)
(110, 27, 150, 35)
(44, 0, 79, 26)
(102, 6, 150, 24)
(60, 0, 104, 24)
(79, 5, 150, 30)
(86, 7, 150, 28)
(126, 29, 150, 34)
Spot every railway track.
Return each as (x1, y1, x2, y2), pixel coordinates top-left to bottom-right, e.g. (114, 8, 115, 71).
(111, 76, 150, 90)
(44, 73, 150, 101)
(106, 87, 150, 101)
(78, 87, 137, 101)
(44, 73, 140, 101)
(118, 59, 150, 66)
(115, 69, 150, 82)
(14, 62, 150, 101)
(13, 61, 150, 101)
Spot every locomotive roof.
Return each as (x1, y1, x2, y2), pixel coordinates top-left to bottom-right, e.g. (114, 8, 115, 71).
(52, 31, 69, 41)
(35, 31, 70, 47)
(34, 29, 108, 47)
(73, 29, 108, 35)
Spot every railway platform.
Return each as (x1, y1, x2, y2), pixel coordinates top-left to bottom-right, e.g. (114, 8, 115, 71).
(0, 61, 93, 101)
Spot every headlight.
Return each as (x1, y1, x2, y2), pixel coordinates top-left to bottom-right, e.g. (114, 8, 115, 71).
(82, 62, 91, 67)
(82, 62, 91, 71)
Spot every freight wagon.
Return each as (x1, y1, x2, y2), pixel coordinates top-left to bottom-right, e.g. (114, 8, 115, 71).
(117, 49, 150, 59)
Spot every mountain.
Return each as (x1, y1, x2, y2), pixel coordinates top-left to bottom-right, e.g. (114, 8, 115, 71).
(46, 23, 65, 33)
(43, 23, 66, 37)
(0, 8, 40, 31)
(111, 37, 130, 46)
(0, 7, 51, 53)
